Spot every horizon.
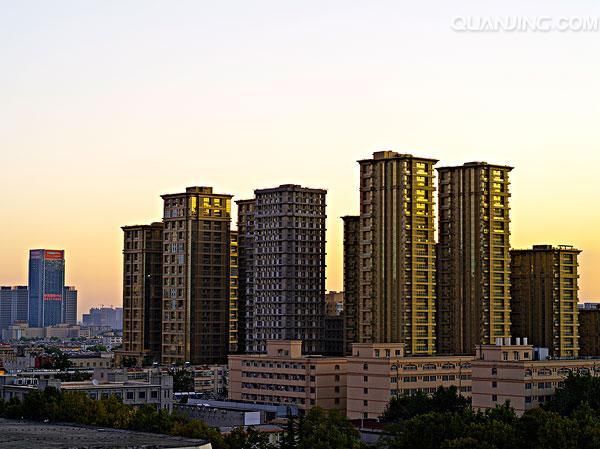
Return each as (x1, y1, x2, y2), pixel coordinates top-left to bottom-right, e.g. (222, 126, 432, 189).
(1, 1, 599, 317)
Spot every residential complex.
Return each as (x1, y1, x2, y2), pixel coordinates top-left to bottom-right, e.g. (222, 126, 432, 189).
(356, 152, 438, 355)
(28, 249, 66, 327)
(511, 245, 581, 357)
(161, 186, 233, 365)
(236, 199, 256, 355)
(119, 223, 164, 366)
(437, 162, 513, 354)
(239, 185, 327, 354)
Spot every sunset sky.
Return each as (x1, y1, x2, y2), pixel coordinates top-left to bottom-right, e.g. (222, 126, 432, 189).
(1, 1, 599, 318)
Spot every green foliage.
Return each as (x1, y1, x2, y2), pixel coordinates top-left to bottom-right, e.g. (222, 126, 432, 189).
(169, 368, 195, 392)
(545, 373, 600, 416)
(87, 344, 108, 352)
(296, 407, 362, 449)
(41, 347, 72, 370)
(381, 386, 470, 422)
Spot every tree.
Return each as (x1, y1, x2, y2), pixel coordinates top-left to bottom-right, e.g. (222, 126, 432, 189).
(546, 373, 600, 416)
(279, 416, 297, 449)
(297, 407, 362, 449)
(169, 368, 195, 393)
(381, 386, 470, 423)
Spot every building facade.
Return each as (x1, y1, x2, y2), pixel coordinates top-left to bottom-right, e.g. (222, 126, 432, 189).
(0, 288, 12, 332)
(161, 186, 232, 365)
(578, 303, 600, 356)
(342, 216, 360, 355)
(229, 231, 239, 353)
(325, 291, 344, 316)
(119, 223, 164, 366)
(472, 340, 600, 416)
(28, 249, 66, 327)
(346, 343, 473, 420)
(228, 340, 347, 413)
(236, 199, 256, 354)
(62, 286, 78, 326)
(241, 185, 327, 354)
(358, 152, 438, 355)
(511, 245, 581, 357)
(437, 162, 512, 354)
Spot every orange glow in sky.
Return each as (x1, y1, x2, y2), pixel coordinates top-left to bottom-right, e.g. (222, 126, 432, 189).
(1, 1, 599, 317)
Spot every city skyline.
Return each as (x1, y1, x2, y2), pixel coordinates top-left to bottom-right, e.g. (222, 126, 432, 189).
(1, 1, 599, 317)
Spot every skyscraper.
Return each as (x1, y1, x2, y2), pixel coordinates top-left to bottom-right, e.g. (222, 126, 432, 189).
(511, 245, 581, 357)
(11, 286, 29, 324)
(342, 215, 359, 355)
(0, 287, 12, 332)
(120, 223, 163, 365)
(161, 186, 232, 365)
(236, 199, 256, 354)
(63, 286, 78, 326)
(437, 162, 512, 354)
(240, 185, 327, 354)
(28, 249, 65, 327)
(358, 152, 437, 355)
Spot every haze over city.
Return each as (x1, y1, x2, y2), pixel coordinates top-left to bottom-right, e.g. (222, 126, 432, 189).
(1, 0, 599, 317)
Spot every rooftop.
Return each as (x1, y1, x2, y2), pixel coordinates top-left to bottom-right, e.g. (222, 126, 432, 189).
(0, 419, 210, 449)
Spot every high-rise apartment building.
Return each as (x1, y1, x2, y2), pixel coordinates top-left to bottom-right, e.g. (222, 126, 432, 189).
(342, 215, 359, 355)
(358, 152, 437, 355)
(437, 162, 512, 354)
(236, 199, 256, 354)
(120, 223, 164, 365)
(579, 303, 600, 357)
(161, 186, 232, 365)
(240, 185, 327, 354)
(28, 249, 65, 327)
(229, 230, 239, 353)
(82, 307, 123, 329)
(511, 245, 581, 357)
(63, 286, 78, 326)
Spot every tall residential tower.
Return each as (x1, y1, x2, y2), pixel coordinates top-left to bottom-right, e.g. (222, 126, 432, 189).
(357, 152, 438, 355)
(511, 245, 581, 357)
(161, 187, 232, 365)
(437, 162, 512, 354)
(240, 185, 327, 354)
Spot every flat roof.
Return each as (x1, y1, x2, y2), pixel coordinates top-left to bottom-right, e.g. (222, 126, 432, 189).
(0, 419, 210, 448)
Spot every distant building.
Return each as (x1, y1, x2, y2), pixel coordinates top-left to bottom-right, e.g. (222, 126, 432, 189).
(0, 288, 12, 332)
(236, 199, 256, 356)
(229, 231, 239, 353)
(325, 291, 344, 316)
(437, 162, 513, 354)
(62, 287, 77, 326)
(579, 303, 600, 356)
(511, 245, 581, 357)
(83, 307, 123, 330)
(28, 249, 66, 327)
(323, 315, 344, 356)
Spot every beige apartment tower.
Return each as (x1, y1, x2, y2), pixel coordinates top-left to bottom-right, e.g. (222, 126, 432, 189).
(437, 162, 512, 354)
(161, 186, 232, 365)
(120, 223, 164, 365)
(511, 245, 581, 357)
(358, 152, 437, 355)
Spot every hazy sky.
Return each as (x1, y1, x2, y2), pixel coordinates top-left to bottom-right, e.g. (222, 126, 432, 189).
(1, 1, 599, 318)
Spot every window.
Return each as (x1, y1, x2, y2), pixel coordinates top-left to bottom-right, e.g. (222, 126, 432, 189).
(126, 392, 134, 400)
(363, 376, 368, 382)
(363, 388, 368, 394)
(492, 395, 498, 402)
(363, 400, 368, 406)
(492, 381, 497, 388)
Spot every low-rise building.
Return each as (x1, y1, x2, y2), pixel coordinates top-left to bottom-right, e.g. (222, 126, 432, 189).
(192, 365, 228, 394)
(472, 338, 600, 416)
(229, 340, 347, 413)
(346, 343, 473, 420)
(68, 352, 114, 369)
(0, 367, 173, 411)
